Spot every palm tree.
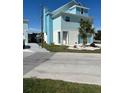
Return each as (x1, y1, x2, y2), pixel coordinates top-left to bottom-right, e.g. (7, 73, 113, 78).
(85, 20, 95, 43)
(85, 20, 95, 35)
(79, 19, 87, 46)
(79, 19, 95, 46)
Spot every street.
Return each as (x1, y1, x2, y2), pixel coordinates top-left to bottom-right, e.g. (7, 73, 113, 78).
(23, 52, 101, 85)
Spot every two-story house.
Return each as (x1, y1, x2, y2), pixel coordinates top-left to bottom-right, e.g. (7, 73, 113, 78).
(43, 0, 93, 45)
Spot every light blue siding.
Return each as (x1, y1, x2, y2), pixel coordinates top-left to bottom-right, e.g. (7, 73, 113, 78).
(66, 7, 88, 16)
(76, 7, 81, 15)
(53, 16, 62, 31)
(78, 35, 83, 44)
(43, 8, 48, 33)
(66, 8, 76, 14)
(61, 14, 80, 31)
(46, 14, 53, 44)
(43, 8, 53, 44)
(78, 34, 93, 44)
(87, 35, 93, 44)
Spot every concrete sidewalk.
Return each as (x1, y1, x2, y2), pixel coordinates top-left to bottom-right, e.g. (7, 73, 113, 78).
(24, 53, 101, 85)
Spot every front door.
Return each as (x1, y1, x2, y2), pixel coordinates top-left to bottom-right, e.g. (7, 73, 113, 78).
(63, 31, 68, 45)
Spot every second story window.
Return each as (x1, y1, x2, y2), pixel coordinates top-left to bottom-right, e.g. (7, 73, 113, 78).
(65, 16, 70, 22)
(81, 8, 84, 14)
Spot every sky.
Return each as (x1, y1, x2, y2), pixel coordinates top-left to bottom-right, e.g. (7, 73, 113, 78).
(23, 0, 101, 32)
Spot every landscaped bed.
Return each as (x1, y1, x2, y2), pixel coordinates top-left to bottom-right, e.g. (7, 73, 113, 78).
(23, 78, 101, 93)
(43, 43, 101, 53)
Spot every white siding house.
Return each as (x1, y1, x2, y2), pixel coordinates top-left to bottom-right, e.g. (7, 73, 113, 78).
(43, 0, 94, 45)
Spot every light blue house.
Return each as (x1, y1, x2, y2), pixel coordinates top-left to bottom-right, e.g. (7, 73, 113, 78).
(43, 0, 93, 45)
(23, 19, 29, 45)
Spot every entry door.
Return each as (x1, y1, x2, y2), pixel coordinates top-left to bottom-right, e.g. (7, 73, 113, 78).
(63, 31, 68, 45)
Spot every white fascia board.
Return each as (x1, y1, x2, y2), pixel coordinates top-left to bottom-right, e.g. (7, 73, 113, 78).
(69, 5, 90, 10)
(52, 0, 78, 14)
(63, 12, 91, 18)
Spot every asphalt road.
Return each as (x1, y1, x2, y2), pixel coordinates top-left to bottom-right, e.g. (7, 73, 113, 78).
(23, 52, 55, 75)
(23, 52, 101, 85)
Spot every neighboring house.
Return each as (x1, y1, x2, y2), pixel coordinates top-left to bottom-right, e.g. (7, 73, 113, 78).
(23, 19, 29, 45)
(94, 30, 101, 44)
(28, 32, 41, 43)
(43, 0, 93, 45)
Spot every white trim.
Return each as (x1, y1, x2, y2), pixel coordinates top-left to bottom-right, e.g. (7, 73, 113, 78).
(52, 0, 78, 14)
(69, 5, 89, 10)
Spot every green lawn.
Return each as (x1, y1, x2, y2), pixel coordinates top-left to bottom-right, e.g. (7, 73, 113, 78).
(23, 78, 101, 93)
(43, 43, 101, 53)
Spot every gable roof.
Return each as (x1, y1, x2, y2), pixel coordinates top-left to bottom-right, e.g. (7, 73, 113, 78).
(52, 0, 79, 15)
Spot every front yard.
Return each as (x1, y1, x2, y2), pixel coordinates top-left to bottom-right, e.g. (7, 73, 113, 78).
(43, 43, 101, 53)
(23, 78, 101, 93)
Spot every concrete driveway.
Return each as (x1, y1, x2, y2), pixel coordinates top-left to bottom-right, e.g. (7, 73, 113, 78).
(23, 43, 49, 58)
(24, 52, 101, 85)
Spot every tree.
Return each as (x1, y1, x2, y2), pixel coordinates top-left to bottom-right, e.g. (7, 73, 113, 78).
(79, 19, 95, 46)
(40, 32, 44, 48)
(79, 19, 87, 45)
(94, 30, 101, 40)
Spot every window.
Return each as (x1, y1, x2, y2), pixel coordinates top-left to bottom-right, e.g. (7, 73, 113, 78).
(65, 16, 70, 22)
(58, 32, 61, 43)
(81, 8, 84, 14)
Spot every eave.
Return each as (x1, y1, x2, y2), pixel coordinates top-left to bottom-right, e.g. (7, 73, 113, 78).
(52, 12, 92, 22)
